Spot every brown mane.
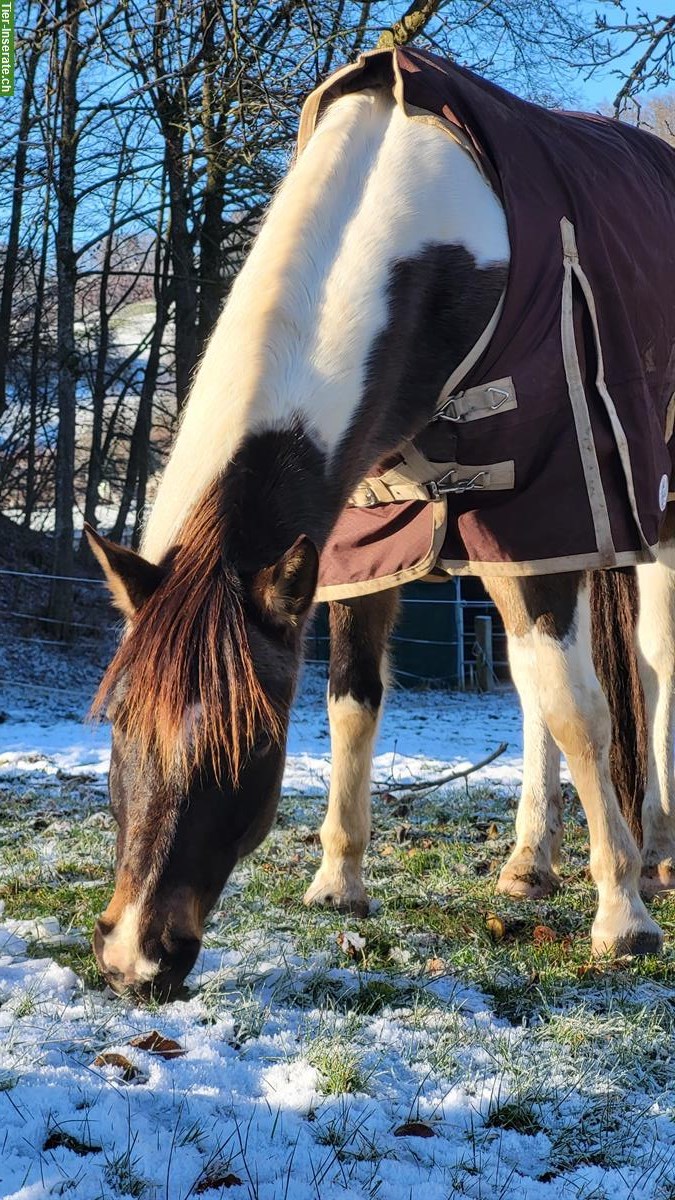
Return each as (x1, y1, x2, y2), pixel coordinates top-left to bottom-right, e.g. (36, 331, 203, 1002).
(93, 482, 284, 785)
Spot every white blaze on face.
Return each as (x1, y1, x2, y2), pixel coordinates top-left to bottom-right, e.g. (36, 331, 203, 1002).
(99, 901, 160, 986)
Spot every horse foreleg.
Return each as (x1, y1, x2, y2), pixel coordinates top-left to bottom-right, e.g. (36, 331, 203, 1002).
(486, 579, 563, 900)
(497, 657, 562, 899)
(304, 589, 399, 917)
(636, 516, 675, 896)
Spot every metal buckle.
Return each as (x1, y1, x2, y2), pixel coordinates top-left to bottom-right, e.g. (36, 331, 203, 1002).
(436, 394, 464, 422)
(426, 471, 488, 499)
(488, 386, 510, 410)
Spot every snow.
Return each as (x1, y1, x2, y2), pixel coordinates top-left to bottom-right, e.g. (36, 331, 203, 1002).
(0, 663, 526, 794)
(0, 660, 670, 1200)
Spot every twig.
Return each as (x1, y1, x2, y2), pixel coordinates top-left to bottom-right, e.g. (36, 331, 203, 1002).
(371, 741, 508, 797)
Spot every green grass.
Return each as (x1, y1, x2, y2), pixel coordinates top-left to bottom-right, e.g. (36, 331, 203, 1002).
(307, 1041, 368, 1095)
(4, 768, 675, 1195)
(3, 775, 675, 1015)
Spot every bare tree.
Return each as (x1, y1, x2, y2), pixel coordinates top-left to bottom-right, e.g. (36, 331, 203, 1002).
(0, 0, 48, 418)
(49, 0, 82, 631)
(4, 0, 675, 638)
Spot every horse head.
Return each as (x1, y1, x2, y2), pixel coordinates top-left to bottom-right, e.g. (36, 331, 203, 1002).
(86, 508, 318, 999)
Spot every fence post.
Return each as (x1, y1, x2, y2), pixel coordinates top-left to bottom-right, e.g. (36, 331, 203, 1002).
(474, 615, 493, 692)
(454, 578, 465, 689)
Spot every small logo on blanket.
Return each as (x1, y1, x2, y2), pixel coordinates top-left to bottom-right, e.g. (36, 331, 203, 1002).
(659, 474, 669, 512)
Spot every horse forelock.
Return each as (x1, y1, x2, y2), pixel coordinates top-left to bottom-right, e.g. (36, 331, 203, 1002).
(93, 481, 284, 786)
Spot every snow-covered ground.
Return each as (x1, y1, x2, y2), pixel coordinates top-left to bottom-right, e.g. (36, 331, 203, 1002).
(1, 657, 674, 1200)
(0, 663, 525, 794)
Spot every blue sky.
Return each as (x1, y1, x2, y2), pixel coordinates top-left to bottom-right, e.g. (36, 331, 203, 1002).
(557, 0, 671, 107)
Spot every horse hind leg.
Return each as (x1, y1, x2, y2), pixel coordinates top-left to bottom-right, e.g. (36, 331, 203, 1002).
(636, 513, 675, 896)
(488, 572, 661, 954)
(304, 589, 399, 917)
(535, 575, 661, 954)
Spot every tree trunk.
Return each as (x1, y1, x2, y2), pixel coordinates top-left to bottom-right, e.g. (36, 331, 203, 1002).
(377, 0, 443, 47)
(49, 0, 81, 634)
(25, 195, 51, 528)
(110, 319, 163, 544)
(164, 125, 197, 411)
(111, 188, 170, 545)
(78, 163, 125, 559)
(0, 1, 46, 417)
(196, 0, 225, 353)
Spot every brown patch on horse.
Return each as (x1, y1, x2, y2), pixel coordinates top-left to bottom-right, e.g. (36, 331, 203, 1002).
(328, 590, 400, 707)
(484, 574, 581, 641)
(92, 481, 284, 786)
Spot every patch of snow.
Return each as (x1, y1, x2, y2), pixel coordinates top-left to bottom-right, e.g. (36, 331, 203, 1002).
(1, 662, 528, 796)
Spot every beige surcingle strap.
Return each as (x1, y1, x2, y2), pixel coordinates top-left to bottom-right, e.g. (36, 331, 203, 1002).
(348, 441, 514, 508)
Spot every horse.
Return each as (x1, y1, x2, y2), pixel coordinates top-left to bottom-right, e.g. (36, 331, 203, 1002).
(86, 48, 675, 998)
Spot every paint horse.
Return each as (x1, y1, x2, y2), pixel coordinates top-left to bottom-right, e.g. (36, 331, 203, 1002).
(87, 48, 675, 997)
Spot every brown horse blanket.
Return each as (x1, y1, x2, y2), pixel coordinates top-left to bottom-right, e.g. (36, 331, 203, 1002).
(300, 48, 675, 597)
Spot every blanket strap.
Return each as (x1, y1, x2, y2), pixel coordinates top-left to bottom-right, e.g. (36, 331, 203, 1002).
(349, 441, 514, 508)
(436, 377, 516, 423)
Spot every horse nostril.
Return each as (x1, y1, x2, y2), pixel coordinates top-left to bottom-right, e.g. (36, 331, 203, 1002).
(96, 918, 114, 938)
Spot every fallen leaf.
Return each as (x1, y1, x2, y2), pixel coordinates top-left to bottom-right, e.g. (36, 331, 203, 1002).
(380, 845, 394, 857)
(336, 930, 366, 957)
(128, 1030, 185, 1059)
(486, 913, 506, 940)
(93, 1052, 142, 1083)
(394, 1121, 435, 1138)
(44, 1131, 102, 1156)
(485, 822, 501, 840)
(195, 1171, 243, 1193)
(426, 957, 446, 974)
(532, 924, 557, 944)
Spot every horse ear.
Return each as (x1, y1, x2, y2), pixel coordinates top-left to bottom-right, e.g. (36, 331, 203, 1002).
(252, 535, 319, 627)
(84, 523, 165, 619)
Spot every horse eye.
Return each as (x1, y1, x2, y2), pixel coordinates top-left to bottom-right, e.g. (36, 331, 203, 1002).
(252, 733, 273, 758)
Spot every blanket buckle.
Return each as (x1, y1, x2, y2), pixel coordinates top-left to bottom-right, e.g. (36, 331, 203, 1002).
(436, 394, 463, 422)
(488, 386, 509, 409)
(426, 471, 487, 499)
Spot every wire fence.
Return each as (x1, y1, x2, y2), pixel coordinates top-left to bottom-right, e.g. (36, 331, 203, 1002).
(0, 563, 115, 647)
(0, 566, 506, 691)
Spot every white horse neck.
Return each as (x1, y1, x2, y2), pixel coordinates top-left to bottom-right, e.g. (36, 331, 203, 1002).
(142, 89, 508, 564)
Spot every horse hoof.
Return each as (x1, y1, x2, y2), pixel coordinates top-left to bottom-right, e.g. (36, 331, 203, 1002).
(640, 861, 675, 899)
(496, 865, 560, 900)
(303, 876, 370, 918)
(591, 922, 663, 958)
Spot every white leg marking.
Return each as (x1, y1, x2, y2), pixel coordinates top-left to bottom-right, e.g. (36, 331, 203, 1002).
(99, 901, 160, 986)
(497, 627, 563, 898)
(304, 692, 381, 915)
(636, 549, 675, 895)
(517, 582, 662, 956)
